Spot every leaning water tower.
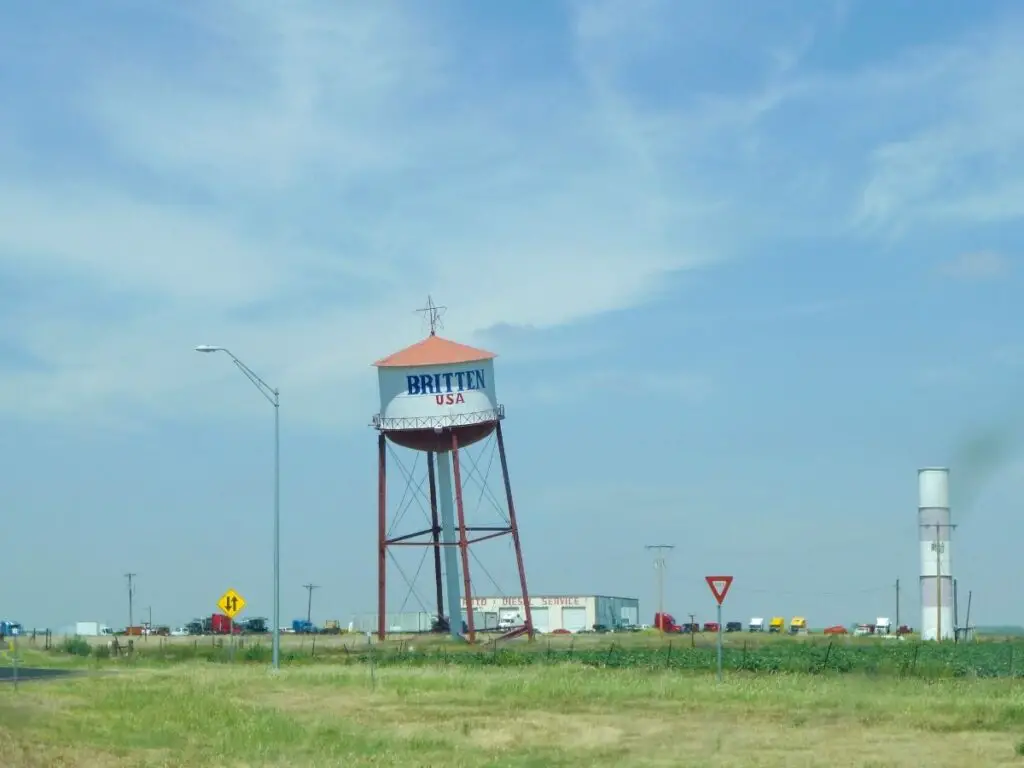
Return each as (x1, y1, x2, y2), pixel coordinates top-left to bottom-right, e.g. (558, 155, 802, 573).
(371, 298, 534, 643)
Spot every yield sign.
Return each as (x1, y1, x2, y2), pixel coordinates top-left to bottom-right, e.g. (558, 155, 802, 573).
(705, 576, 733, 605)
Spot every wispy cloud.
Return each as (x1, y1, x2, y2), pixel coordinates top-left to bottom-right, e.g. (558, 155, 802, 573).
(521, 369, 712, 405)
(993, 344, 1024, 368)
(848, 23, 1024, 234)
(2, 1, 1023, 427)
(938, 251, 1012, 280)
(0, 0, 738, 427)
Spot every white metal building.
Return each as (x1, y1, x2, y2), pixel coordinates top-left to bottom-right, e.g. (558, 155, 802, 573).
(349, 612, 436, 634)
(461, 595, 639, 633)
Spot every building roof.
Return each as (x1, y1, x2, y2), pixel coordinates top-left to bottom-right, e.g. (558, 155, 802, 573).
(373, 334, 497, 368)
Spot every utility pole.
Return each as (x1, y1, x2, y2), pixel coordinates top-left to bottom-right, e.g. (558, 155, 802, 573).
(895, 578, 900, 629)
(147, 606, 153, 641)
(124, 573, 136, 631)
(303, 583, 320, 625)
(644, 545, 674, 630)
(953, 578, 959, 643)
(688, 613, 696, 648)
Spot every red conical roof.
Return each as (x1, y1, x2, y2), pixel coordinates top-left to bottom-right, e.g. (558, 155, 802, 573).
(373, 334, 497, 368)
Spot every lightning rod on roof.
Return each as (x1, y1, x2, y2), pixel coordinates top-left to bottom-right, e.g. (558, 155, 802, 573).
(415, 295, 447, 336)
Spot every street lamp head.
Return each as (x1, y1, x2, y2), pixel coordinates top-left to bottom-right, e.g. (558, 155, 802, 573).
(195, 345, 225, 353)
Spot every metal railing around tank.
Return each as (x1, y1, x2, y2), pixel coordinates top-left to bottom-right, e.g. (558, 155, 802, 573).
(371, 405, 504, 431)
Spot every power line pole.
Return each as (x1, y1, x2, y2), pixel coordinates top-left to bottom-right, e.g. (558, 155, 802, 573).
(303, 583, 320, 625)
(644, 545, 674, 630)
(895, 578, 900, 629)
(124, 573, 136, 631)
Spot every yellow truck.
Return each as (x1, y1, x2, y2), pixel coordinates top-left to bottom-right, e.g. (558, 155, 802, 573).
(789, 617, 808, 635)
(322, 620, 342, 635)
(769, 617, 785, 633)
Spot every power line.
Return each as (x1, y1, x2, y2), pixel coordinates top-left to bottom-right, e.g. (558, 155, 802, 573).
(740, 585, 890, 596)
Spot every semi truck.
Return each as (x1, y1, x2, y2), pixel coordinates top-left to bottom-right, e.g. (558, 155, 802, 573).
(769, 617, 784, 633)
(210, 614, 240, 634)
(749, 617, 765, 632)
(74, 621, 112, 636)
(242, 617, 269, 633)
(789, 617, 808, 634)
(653, 613, 682, 632)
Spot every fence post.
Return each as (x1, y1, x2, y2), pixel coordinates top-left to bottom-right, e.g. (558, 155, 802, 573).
(368, 634, 376, 690)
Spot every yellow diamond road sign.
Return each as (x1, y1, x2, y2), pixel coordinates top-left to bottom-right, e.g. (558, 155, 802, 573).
(217, 588, 246, 619)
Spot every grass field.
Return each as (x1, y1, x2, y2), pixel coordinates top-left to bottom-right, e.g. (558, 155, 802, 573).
(4, 658, 1024, 766)
(4, 635, 1024, 766)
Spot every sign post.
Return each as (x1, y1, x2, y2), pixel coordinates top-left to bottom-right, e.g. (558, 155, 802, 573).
(217, 589, 246, 661)
(705, 576, 733, 682)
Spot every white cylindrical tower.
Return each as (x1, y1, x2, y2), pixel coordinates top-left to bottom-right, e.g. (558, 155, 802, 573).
(918, 467, 953, 641)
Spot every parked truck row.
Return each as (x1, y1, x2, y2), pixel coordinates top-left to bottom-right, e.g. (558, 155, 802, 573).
(748, 617, 807, 634)
(654, 614, 911, 636)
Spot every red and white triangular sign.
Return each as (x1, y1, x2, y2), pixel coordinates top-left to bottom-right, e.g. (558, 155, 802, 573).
(705, 575, 733, 605)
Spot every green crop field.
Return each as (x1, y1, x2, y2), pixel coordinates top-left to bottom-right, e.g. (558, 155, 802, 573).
(36, 631, 1024, 680)
(5, 635, 1024, 765)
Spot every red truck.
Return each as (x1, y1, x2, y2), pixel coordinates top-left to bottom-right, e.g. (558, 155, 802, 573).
(210, 614, 241, 635)
(653, 613, 682, 632)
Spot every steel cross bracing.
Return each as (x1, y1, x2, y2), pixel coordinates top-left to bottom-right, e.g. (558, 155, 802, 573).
(384, 432, 512, 546)
(377, 422, 533, 643)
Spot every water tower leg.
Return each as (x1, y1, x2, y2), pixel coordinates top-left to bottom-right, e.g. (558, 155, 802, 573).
(426, 451, 445, 624)
(496, 423, 534, 640)
(435, 450, 464, 640)
(450, 433, 476, 644)
(377, 434, 387, 641)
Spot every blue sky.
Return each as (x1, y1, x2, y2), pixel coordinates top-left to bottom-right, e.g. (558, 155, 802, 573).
(1, 0, 1021, 631)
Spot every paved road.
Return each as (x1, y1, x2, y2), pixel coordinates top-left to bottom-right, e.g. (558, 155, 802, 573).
(0, 667, 79, 683)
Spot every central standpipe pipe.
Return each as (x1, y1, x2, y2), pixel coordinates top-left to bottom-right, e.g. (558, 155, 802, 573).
(435, 449, 464, 639)
(450, 432, 476, 643)
(426, 452, 444, 623)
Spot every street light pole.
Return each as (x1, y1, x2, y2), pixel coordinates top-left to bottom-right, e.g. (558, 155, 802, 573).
(196, 345, 281, 670)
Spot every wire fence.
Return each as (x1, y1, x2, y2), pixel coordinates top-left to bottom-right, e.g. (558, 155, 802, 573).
(47, 634, 1024, 680)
